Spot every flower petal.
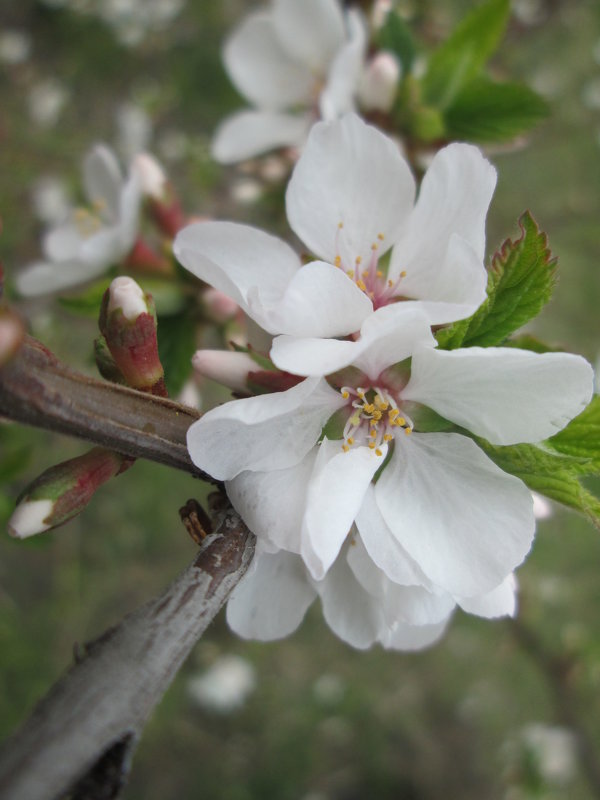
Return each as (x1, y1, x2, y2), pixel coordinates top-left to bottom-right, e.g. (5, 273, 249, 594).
(15, 258, 106, 296)
(381, 618, 451, 651)
(316, 546, 383, 649)
(211, 110, 310, 164)
(272, 0, 346, 74)
(226, 448, 318, 554)
(82, 144, 123, 220)
(376, 433, 535, 596)
(286, 114, 416, 265)
(403, 346, 594, 445)
(457, 573, 517, 619)
(262, 261, 372, 337)
(226, 549, 316, 641)
(389, 143, 496, 292)
(173, 220, 300, 332)
(224, 11, 314, 110)
(271, 302, 435, 378)
(43, 222, 84, 262)
(355, 485, 431, 587)
(187, 377, 344, 480)
(319, 10, 366, 120)
(301, 438, 385, 580)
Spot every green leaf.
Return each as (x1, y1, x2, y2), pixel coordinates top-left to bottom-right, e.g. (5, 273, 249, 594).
(547, 395, 600, 471)
(444, 78, 550, 143)
(478, 438, 600, 529)
(377, 11, 416, 73)
(157, 310, 197, 397)
(58, 278, 111, 316)
(422, 0, 510, 109)
(436, 212, 557, 349)
(502, 334, 564, 354)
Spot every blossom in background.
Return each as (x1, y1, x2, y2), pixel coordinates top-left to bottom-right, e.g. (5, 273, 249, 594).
(176, 114, 496, 344)
(187, 655, 256, 714)
(212, 0, 367, 163)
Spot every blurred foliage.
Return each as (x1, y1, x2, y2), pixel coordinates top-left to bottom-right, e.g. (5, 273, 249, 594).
(1, 0, 600, 798)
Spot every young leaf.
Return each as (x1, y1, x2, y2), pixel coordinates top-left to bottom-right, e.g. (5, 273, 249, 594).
(157, 309, 197, 397)
(444, 79, 550, 143)
(422, 0, 510, 109)
(377, 11, 416, 73)
(477, 438, 600, 529)
(546, 395, 600, 470)
(436, 212, 556, 349)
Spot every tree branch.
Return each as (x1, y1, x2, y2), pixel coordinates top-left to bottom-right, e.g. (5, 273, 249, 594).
(0, 337, 212, 480)
(0, 502, 256, 800)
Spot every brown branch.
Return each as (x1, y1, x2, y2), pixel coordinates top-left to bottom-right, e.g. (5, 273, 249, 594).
(0, 502, 256, 800)
(0, 337, 213, 480)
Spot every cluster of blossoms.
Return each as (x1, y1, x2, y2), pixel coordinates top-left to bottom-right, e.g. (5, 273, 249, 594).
(212, 0, 399, 164)
(175, 114, 593, 650)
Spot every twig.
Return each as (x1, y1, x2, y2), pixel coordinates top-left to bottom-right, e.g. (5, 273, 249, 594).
(0, 337, 213, 480)
(0, 502, 255, 800)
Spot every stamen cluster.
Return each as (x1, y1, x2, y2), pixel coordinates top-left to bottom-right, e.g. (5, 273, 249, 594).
(340, 386, 413, 456)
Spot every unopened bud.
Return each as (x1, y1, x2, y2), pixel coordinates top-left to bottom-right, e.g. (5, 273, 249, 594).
(192, 349, 257, 391)
(0, 307, 25, 366)
(132, 153, 168, 201)
(99, 276, 167, 395)
(358, 52, 400, 113)
(133, 153, 185, 237)
(202, 287, 240, 324)
(8, 448, 132, 538)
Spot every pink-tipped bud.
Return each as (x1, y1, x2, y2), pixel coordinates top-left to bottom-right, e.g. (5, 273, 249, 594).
(358, 52, 400, 113)
(0, 307, 25, 366)
(192, 349, 257, 391)
(8, 448, 132, 538)
(99, 276, 167, 396)
(202, 287, 240, 324)
(133, 152, 185, 237)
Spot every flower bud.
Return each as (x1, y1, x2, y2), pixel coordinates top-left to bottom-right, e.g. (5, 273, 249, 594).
(192, 349, 257, 391)
(202, 287, 240, 324)
(99, 276, 167, 396)
(0, 307, 25, 366)
(133, 152, 185, 237)
(358, 52, 400, 113)
(8, 448, 132, 538)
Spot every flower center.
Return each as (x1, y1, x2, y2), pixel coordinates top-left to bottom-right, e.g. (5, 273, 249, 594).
(339, 386, 413, 456)
(333, 222, 407, 310)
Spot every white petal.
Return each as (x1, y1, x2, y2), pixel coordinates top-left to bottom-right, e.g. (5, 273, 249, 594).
(316, 547, 383, 649)
(80, 225, 126, 267)
(262, 261, 372, 337)
(403, 346, 594, 445)
(382, 618, 451, 651)
(457, 573, 518, 619)
(15, 258, 107, 296)
(300, 438, 385, 580)
(82, 144, 123, 220)
(389, 143, 496, 292)
(173, 221, 300, 332)
(346, 536, 454, 625)
(376, 433, 535, 596)
(271, 303, 435, 378)
(187, 377, 344, 480)
(224, 11, 314, 110)
(116, 167, 142, 252)
(226, 448, 318, 554)
(355, 485, 431, 587)
(286, 114, 416, 265)
(226, 550, 316, 641)
(319, 11, 366, 120)
(43, 222, 84, 261)
(211, 110, 311, 164)
(272, 0, 346, 74)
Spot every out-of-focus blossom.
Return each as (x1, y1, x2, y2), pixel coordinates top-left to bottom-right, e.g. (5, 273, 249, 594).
(30, 176, 72, 227)
(358, 52, 400, 113)
(521, 724, 578, 784)
(212, 0, 367, 163)
(187, 655, 256, 713)
(0, 30, 32, 65)
(116, 102, 153, 160)
(27, 78, 70, 128)
(532, 492, 553, 520)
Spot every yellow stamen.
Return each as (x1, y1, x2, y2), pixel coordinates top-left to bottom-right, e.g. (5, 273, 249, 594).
(404, 427, 412, 436)
(334, 255, 342, 267)
(375, 448, 383, 456)
(357, 279, 367, 292)
(363, 403, 375, 414)
(347, 269, 354, 278)
(347, 437, 354, 445)
(388, 408, 399, 421)
(371, 243, 378, 251)
(400, 270, 407, 278)
(338, 222, 344, 229)
(368, 442, 376, 450)
(371, 409, 382, 421)
(377, 232, 384, 241)
(355, 256, 362, 265)
(342, 444, 350, 452)
(376, 270, 383, 278)
(388, 279, 393, 287)
(341, 390, 349, 399)
(383, 434, 393, 442)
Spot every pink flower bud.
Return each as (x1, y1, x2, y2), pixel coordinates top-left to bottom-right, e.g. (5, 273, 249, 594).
(192, 349, 257, 391)
(359, 52, 400, 113)
(8, 448, 132, 538)
(202, 287, 240, 323)
(132, 153, 185, 237)
(132, 153, 168, 200)
(99, 276, 167, 395)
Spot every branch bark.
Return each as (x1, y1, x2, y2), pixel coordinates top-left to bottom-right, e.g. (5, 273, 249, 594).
(0, 337, 211, 480)
(0, 503, 256, 800)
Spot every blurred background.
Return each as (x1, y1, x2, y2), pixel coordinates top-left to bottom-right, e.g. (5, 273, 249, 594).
(1, 0, 599, 798)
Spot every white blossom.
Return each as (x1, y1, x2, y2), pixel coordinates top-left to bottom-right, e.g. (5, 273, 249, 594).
(212, 0, 367, 163)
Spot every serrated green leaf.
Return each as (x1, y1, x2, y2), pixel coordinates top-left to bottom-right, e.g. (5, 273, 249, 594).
(478, 438, 600, 529)
(377, 11, 416, 73)
(422, 0, 510, 109)
(157, 311, 197, 397)
(444, 78, 549, 142)
(436, 212, 556, 350)
(547, 395, 600, 470)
